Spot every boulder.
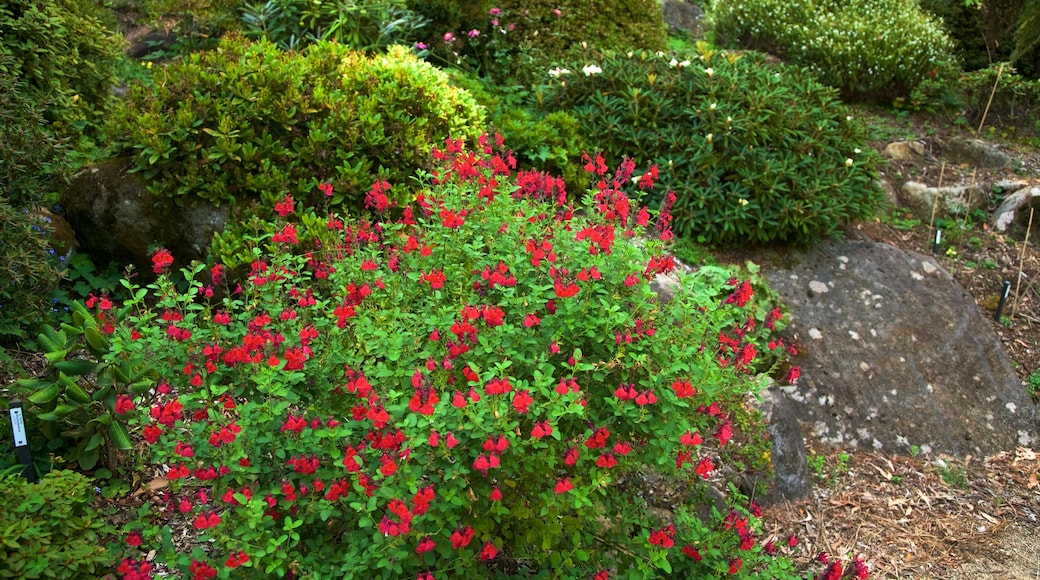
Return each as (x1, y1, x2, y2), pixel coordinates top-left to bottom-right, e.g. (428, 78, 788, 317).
(901, 180, 989, 220)
(61, 159, 228, 272)
(750, 386, 811, 504)
(994, 185, 1040, 232)
(882, 140, 932, 162)
(661, 0, 706, 39)
(947, 137, 1017, 169)
(762, 240, 1037, 457)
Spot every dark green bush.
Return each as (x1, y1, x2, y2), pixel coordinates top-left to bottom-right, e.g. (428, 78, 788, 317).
(710, 0, 956, 102)
(545, 49, 884, 246)
(240, 0, 427, 50)
(0, 470, 116, 578)
(0, 0, 122, 142)
(103, 35, 486, 265)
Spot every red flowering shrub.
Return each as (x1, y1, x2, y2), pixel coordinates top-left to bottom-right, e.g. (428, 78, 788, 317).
(97, 136, 848, 577)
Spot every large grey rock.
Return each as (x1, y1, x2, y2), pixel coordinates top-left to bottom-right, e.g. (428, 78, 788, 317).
(661, 0, 706, 39)
(901, 180, 989, 220)
(750, 386, 810, 504)
(994, 185, 1040, 232)
(61, 159, 228, 272)
(948, 137, 1017, 169)
(763, 240, 1037, 457)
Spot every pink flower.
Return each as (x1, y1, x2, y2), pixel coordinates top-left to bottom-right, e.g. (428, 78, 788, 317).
(489, 7, 501, 16)
(443, 32, 455, 42)
(468, 29, 480, 38)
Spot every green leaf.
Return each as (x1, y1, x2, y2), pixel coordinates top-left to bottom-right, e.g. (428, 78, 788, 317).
(109, 421, 132, 450)
(28, 383, 61, 405)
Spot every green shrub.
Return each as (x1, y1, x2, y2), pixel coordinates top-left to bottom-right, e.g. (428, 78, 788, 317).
(446, 71, 588, 190)
(709, 0, 956, 102)
(0, 63, 67, 344)
(544, 48, 884, 246)
(0, 0, 123, 142)
(0, 202, 64, 344)
(415, 0, 667, 84)
(911, 63, 1040, 129)
(1012, 0, 1040, 77)
(63, 138, 817, 578)
(103, 35, 485, 266)
(0, 470, 116, 578)
(240, 0, 427, 50)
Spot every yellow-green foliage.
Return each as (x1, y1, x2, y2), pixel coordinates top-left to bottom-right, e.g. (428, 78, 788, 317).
(710, 0, 956, 102)
(105, 36, 486, 212)
(0, 0, 122, 141)
(0, 470, 115, 578)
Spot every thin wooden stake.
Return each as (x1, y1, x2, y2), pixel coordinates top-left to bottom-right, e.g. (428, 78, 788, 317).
(1011, 207, 1034, 319)
(963, 168, 979, 228)
(929, 162, 945, 232)
(977, 62, 1004, 135)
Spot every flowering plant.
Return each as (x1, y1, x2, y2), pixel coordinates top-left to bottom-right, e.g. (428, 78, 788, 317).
(95, 136, 821, 578)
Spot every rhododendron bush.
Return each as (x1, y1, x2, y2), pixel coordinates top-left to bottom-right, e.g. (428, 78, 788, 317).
(99, 136, 822, 578)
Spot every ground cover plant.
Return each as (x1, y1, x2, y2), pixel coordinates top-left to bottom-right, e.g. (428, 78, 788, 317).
(11, 136, 838, 578)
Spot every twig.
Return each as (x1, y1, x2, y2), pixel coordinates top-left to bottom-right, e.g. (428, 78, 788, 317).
(963, 168, 978, 229)
(1011, 207, 1034, 319)
(977, 62, 1005, 134)
(929, 162, 945, 245)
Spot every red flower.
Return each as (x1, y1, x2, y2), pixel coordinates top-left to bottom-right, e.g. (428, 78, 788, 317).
(174, 441, 194, 458)
(225, 551, 249, 568)
(680, 430, 703, 446)
(671, 378, 696, 398)
(716, 422, 733, 446)
(553, 278, 579, 298)
(482, 434, 510, 454)
(596, 453, 617, 468)
(511, 389, 534, 413)
(192, 511, 221, 530)
(478, 541, 498, 561)
(648, 525, 675, 548)
(189, 560, 217, 580)
(420, 270, 447, 289)
(554, 478, 573, 494)
(318, 182, 334, 197)
(531, 421, 552, 439)
(151, 248, 174, 273)
(273, 195, 295, 217)
(728, 557, 743, 574)
(126, 531, 143, 547)
(114, 395, 134, 415)
(450, 526, 474, 549)
(785, 366, 801, 384)
(489, 487, 503, 501)
(416, 536, 436, 554)
(695, 457, 715, 479)
(682, 544, 702, 561)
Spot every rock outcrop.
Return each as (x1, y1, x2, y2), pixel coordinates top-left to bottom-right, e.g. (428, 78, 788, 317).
(61, 159, 228, 272)
(763, 240, 1037, 457)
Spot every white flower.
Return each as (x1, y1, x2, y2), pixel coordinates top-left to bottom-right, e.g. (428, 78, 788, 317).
(705, 67, 714, 77)
(548, 67, 571, 78)
(679, 60, 690, 67)
(845, 158, 854, 167)
(709, 103, 717, 110)
(738, 198, 749, 206)
(669, 58, 679, 67)
(706, 133, 713, 143)
(726, 116, 732, 123)
(582, 64, 602, 76)
(854, 148, 862, 154)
